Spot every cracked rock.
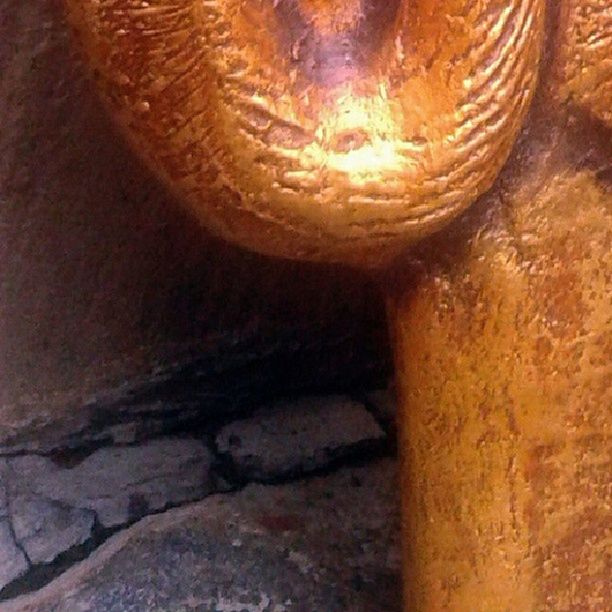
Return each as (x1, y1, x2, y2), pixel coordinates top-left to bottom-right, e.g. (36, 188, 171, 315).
(0, 520, 29, 592)
(11, 497, 96, 565)
(0, 460, 28, 590)
(8, 460, 400, 611)
(8, 438, 212, 528)
(216, 396, 386, 480)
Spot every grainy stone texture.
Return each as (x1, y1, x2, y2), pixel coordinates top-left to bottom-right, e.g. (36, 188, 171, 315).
(0, 521, 28, 593)
(5, 460, 400, 612)
(10, 497, 95, 565)
(0, 463, 29, 588)
(0, 462, 7, 516)
(7, 439, 212, 528)
(0, 392, 396, 601)
(216, 396, 386, 480)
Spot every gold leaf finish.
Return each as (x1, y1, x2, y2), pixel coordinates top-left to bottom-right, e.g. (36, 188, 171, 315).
(64, 0, 545, 267)
(555, 0, 612, 127)
(64, 1, 611, 609)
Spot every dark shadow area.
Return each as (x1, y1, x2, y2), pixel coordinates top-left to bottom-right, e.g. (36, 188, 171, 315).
(0, 0, 391, 452)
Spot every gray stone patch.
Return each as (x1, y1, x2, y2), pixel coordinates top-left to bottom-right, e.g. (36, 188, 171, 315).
(8, 438, 212, 528)
(216, 395, 386, 480)
(0, 460, 8, 518)
(7, 459, 400, 612)
(10, 497, 95, 565)
(0, 520, 29, 592)
(0, 460, 30, 591)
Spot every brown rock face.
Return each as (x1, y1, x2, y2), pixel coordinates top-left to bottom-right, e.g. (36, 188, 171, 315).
(62, 0, 611, 609)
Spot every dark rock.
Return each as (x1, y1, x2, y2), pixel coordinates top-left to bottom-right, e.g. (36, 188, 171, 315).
(216, 396, 386, 480)
(365, 386, 397, 429)
(0, 521, 29, 592)
(7, 439, 212, 528)
(6, 459, 400, 612)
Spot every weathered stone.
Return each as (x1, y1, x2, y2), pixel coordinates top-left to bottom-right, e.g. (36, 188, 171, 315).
(0, 461, 27, 591)
(8, 439, 212, 528)
(0, 520, 29, 593)
(216, 396, 386, 480)
(0, 461, 7, 518)
(11, 497, 95, 565)
(6, 460, 400, 612)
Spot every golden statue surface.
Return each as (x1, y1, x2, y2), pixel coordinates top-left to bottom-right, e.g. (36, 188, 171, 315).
(65, 0, 611, 608)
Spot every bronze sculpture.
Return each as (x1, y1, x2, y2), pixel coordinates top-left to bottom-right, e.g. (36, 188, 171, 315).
(64, 0, 611, 608)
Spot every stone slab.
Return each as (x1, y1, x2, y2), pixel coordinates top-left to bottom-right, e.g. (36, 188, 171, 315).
(216, 396, 386, 480)
(3, 459, 400, 612)
(11, 497, 95, 565)
(0, 461, 29, 590)
(7, 439, 212, 528)
(0, 521, 28, 592)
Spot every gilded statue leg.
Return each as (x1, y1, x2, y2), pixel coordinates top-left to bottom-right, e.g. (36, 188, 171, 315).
(388, 135, 611, 611)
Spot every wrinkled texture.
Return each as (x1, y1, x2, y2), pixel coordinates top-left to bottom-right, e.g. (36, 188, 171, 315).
(554, 0, 612, 127)
(64, 0, 545, 267)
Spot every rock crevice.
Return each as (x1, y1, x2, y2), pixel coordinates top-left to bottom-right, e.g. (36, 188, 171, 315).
(0, 391, 396, 605)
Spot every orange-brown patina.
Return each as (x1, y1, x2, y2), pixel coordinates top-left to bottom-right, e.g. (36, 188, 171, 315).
(64, 0, 611, 609)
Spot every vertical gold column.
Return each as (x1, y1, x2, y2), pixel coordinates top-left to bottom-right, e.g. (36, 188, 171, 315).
(388, 152, 611, 611)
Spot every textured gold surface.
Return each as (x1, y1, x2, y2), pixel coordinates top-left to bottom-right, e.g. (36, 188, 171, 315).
(64, 1, 611, 609)
(554, 0, 612, 127)
(385, 16, 612, 603)
(64, 0, 544, 267)
(389, 126, 611, 609)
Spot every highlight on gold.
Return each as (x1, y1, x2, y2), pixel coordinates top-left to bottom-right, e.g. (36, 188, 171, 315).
(62, 1, 611, 610)
(64, 0, 544, 267)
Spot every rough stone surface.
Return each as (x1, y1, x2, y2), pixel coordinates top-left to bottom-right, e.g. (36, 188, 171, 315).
(0, 461, 28, 590)
(8, 439, 212, 527)
(0, 521, 29, 593)
(10, 497, 95, 565)
(216, 396, 386, 480)
(5, 459, 400, 612)
(0, 393, 397, 602)
(0, 461, 7, 517)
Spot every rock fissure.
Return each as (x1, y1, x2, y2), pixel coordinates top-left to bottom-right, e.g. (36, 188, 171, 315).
(0, 390, 396, 606)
